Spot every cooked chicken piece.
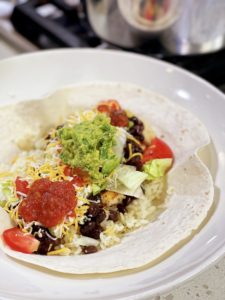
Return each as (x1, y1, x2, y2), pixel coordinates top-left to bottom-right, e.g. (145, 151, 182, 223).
(101, 191, 125, 206)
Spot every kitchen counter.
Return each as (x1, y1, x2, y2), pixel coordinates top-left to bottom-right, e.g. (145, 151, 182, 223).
(157, 256, 225, 300)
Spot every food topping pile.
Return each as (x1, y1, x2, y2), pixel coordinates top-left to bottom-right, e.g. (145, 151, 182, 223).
(0, 100, 174, 255)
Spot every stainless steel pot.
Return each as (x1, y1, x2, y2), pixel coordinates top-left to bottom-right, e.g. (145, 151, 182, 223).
(86, 0, 225, 54)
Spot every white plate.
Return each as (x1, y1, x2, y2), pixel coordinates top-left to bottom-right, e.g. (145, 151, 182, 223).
(0, 49, 224, 300)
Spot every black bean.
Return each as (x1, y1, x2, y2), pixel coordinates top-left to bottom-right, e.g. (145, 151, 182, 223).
(128, 116, 145, 142)
(129, 116, 144, 129)
(108, 210, 119, 222)
(87, 203, 100, 218)
(80, 221, 102, 240)
(117, 196, 136, 215)
(89, 226, 102, 240)
(32, 225, 60, 255)
(129, 125, 143, 136)
(124, 138, 143, 170)
(123, 196, 135, 207)
(136, 134, 144, 142)
(82, 245, 98, 254)
(124, 140, 143, 159)
(95, 209, 106, 224)
(117, 203, 126, 214)
(128, 127, 144, 142)
(80, 221, 95, 234)
(87, 192, 102, 203)
(126, 155, 143, 171)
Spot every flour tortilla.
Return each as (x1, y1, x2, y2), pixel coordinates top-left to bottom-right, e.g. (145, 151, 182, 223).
(0, 82, 214, 274)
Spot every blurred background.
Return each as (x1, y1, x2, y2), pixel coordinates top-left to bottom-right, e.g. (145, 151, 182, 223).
(0, 0, 225, 92)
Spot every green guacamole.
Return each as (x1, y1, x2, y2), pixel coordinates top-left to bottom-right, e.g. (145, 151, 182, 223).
(58, 114, 120, 186)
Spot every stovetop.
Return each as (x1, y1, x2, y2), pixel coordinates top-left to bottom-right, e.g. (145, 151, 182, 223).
(10, 0, 225, 93)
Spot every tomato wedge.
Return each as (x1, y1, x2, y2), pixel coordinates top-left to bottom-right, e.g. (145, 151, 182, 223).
(3, 227, 40, 254)
(15, 177, 29, 195)
(142, 137, 174, 163)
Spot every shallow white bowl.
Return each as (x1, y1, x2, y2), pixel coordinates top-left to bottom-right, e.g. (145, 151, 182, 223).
(0, 49, 224, 300)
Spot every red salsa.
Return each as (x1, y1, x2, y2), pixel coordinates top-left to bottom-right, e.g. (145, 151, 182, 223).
(63, 166, 88, 186)
(97, 100, 129, 127)
(18, 178, 76, 227)
(15, 177, 29, 196)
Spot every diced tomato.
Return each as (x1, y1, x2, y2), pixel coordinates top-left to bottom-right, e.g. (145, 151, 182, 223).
(64, 166, 88, 186)
(97, 100, 121, 113)
(97, 104, 110, 114)
(15, 177, 29, 195)
(18, 178, 77, 227)
(110, 110, 129, 127)
(142, 137, 174, 163)
(97, 100, 128, 127)
(73, 167, 88, 178)
(3, 227, 40, 254)
(108, 100, 121, 111)
(63, 166, 74, 177)
(71, 176, 85, 187)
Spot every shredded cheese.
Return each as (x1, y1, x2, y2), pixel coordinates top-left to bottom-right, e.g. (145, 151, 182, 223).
(124, 142, 143, 163)
(127, 135, 142, 146)
(0, 107, 164, 256)
(25, 162, 67, 182)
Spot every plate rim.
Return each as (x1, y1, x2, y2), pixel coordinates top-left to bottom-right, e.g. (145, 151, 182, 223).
(0, 48, 225, 100)
(0, 48, 225, 300)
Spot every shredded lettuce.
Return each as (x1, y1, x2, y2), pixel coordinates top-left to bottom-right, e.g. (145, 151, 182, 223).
(116, 165, 147, 190)
(0, 180, 16, 207)
(106, 165, 147, 199)
(106, 180, 145, 199)
(2, 181, 12, 197)
(92, 183, 102, 196)
(143, 158, 172, 180)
